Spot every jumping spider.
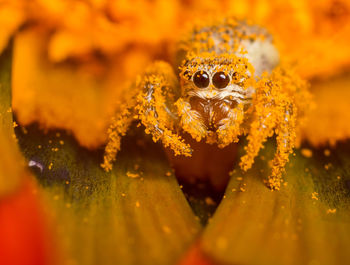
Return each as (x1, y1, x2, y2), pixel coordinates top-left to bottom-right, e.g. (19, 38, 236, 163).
(102, 18, 311, 190)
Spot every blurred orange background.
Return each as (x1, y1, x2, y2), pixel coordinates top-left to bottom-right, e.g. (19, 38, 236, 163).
(1, 0, 349, 147)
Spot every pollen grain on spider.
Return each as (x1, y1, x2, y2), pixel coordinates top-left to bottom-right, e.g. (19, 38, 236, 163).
(101, 17, 312, 191)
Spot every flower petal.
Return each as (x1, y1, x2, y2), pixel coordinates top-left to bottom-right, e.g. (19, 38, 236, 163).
(15, 122, 202, 265)
(302, 75, 350, 145)
(0, 46, 58, 265)
(0, 45, 23, 196)
(198, 141, 350, 264)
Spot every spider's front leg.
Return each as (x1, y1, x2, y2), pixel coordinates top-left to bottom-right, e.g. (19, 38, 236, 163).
(216, 102, 246, 148)
(266, 66, 310, 189)
(267, 103, 297, 189)
(135, 61, 193, 157)
(174, 98, 207, 142)
(240, 101, 296, 191)
(239, 92, 278, 175)
(101, 101, 137, 172)
(102, 61, 192, 171)
(240, 67, 310, 190)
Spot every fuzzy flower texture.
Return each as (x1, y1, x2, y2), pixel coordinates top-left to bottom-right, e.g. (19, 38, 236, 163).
(0, 0, 349, 149)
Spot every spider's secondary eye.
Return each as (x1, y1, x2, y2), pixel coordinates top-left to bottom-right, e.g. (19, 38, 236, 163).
(232, 72, 239, 82)
(193, 71, 210, 88)
(182, 70, 192, 80)
(232, 72, 245, 85)
(213, 72, 230, 89)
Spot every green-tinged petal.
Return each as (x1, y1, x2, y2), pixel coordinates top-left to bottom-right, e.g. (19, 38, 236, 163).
(1, 39, 201, 265)
(0, 45, 59, 265)
(200, 140, 350, 265)
(0, 44, 24, 197)
(15, 123, 201, 265)
(0, 45, 12, 136)
(1, 38, 201, 265)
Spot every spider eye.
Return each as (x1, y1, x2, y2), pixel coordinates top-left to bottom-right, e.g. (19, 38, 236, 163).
(193, 71, 210, 88)
(213, 72, 230, 89)
(182, 70, 192, 80)
(232, 72, 244, 85)
(232, 72, 239, 82)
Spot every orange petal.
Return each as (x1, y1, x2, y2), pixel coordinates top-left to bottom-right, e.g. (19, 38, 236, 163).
(12, 28, 152, 148)
(0, 178, 58, 265)
(302, 74, 350, 145)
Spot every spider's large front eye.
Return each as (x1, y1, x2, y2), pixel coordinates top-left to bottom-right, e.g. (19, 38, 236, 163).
(213, 72, 230, 89)
(193, 71, 210, 88)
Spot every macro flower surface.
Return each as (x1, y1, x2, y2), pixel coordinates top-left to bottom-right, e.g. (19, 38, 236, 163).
(0, 1, 350, 265)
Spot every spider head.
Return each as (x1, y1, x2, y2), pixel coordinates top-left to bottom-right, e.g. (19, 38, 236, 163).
(178, 53, 255, 131)
(179, 52, 255, 99)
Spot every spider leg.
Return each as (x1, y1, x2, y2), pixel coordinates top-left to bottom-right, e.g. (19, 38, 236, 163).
(239, 101, 277, 173)
(239, 79, 293, 189)
(175, 98, 207, 142)
(266, 66, 311, 189)
(239, 77, 279, 172)
(267, 103, 297, 189)
(240, 65, 310, 189)
(216, 103, 245, 148)
(135, 61, 193, 157)
(101, 102, 137, 172)
(102, 61, 192, 171)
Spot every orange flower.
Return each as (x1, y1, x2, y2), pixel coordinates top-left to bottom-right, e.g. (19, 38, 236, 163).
(0, 0, 349, 147)
(1, 2, 350, 265)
